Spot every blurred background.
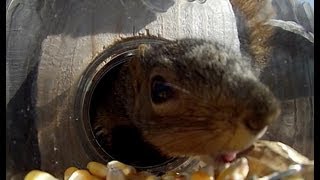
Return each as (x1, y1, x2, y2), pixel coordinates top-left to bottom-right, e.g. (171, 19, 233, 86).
(302, 0, 314, 8)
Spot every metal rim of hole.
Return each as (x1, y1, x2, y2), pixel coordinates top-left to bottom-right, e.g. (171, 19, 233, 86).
(74, 36, 198, 174)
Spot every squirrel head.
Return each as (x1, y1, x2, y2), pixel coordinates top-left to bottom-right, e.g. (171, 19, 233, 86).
(126, 39, 280, 158)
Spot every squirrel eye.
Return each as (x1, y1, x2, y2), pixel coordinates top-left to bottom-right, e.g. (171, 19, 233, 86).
(151, 76, 174, 104)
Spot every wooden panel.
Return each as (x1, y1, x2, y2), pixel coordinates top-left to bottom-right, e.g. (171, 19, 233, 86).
(263, 96, 314, 159)
(260, 26, 314, 101)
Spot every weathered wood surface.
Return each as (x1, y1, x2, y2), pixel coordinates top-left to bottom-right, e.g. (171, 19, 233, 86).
(263, 97, 314, 159)
(259, 4, 314, 160)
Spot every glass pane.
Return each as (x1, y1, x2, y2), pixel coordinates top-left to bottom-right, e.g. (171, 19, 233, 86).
(6, 0, 313, 179)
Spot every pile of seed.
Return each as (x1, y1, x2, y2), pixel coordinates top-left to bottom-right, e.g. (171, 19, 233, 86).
(25, 157, 249, 180)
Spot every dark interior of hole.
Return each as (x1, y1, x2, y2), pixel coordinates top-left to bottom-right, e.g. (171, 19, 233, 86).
(89, 59, 174, 167)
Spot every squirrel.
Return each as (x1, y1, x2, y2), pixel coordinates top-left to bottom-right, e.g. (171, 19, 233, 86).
(92, 39, 280, 165)
(92, 0, 279, 166)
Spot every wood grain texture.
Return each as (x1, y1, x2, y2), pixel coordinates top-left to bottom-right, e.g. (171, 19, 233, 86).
(263, 97, 314, 159)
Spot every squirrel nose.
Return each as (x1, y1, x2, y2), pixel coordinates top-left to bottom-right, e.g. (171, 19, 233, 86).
(243, 89, 281, 133)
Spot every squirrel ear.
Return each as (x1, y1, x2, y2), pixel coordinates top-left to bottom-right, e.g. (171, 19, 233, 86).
(128, 57, 142, 76)
(137, 44, 151, 58)
(128, 44, 151, 94)
(128, 55, 143, 94)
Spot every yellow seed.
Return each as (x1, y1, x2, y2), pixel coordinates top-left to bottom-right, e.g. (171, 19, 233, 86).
(175, 174, 187, 180)
(68, 170, 96, 180)
(107, 167, 126, 180)
(145, 175, 158, 180)
(161, 171, 177, 180)
(216, 157, 249, 180)
(107, 161, 127, 170)
(191, 171, 212, 180)
(87, 161, 108, 178)
(176, 172, 190, 180)
(107, 160, 136, 176)
(91, 176, 103, 180)
(24, 170, 58, 180)
(64, 167, 78, 180)
(122, 166, 136, 176)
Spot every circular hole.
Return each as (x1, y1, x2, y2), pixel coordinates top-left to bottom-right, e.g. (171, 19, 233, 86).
(89, 56, 175, 167)
(75, 37, 193, 175)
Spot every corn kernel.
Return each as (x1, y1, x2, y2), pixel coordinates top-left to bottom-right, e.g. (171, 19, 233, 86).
(161, 171, 177, 180)
(107, 167, 126, 180)
(216, 157, 249, 180)
(24, 170, 58, 180)
(145, 175, 158, 180)
(190, 171, 212, 180)
(107, 160, 136, 176)
(199, 165, 214, 178)
(68, 170, 96, 180)
(64, 167, 78, 180)
(176, 172, 190, 180)
(107, 161, 127, 169)
(87, 161, 108, 178)
(175, 174, 188, 180)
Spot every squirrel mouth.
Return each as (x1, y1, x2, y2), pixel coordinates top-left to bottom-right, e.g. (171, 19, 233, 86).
(216, 145, 254, 163)
(220, 152, 238, 163)
(215, 128, 267, 163)
(215, 152, 238, 164)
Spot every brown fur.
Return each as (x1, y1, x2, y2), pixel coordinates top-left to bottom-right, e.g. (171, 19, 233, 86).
(92, 0, 280, 162)
(230, 0, 275, 66)
(93, 38, 280, 159)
